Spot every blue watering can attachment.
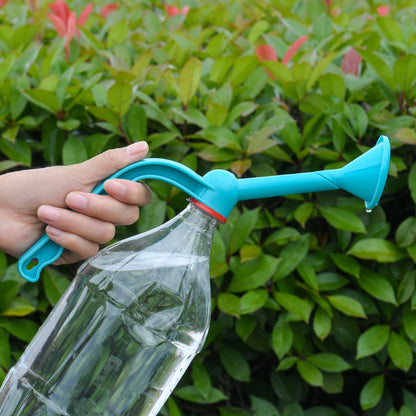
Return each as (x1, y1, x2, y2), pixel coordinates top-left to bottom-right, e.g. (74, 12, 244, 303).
(18, 135, 390, 283)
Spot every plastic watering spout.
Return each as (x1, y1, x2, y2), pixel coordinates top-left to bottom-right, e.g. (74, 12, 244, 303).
(18, 135, 390, 282)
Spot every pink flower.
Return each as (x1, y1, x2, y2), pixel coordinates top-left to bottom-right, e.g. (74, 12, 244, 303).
(281, 35, 309, 65)
(377, 5, 389, 16)
(100, 3, 119, 18)
(48, 0, 93, 60)
(165, 5, 189, 17)
(341, 48, 362, 76)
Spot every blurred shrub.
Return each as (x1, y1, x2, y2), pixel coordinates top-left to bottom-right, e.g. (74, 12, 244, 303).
(1, 0, 416, 415)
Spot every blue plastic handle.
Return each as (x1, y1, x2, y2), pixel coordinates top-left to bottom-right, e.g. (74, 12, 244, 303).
(18, 136, 390, 282)
(18, 159, 214, 282)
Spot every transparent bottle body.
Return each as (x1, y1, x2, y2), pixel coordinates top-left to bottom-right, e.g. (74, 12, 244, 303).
(0, 203, 218, 416)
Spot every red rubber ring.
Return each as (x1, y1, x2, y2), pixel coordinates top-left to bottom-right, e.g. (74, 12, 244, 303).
(189, 197, 227, 223)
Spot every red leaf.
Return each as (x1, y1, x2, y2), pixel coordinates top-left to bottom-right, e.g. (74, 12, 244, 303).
(341, 48, 362, 76)
(47, 13, 66, 38)
(165, 5, 179, 17)
(282, 35, 309, 66)
(78, 3, 93, 27)
(0, 0, 8, 8)
(179, 6, 190, 15)
(100, 3, 119, 18)
(377, 5, 389, 16)
(256, 45, 277, 61)
(49, 0, 70, 24)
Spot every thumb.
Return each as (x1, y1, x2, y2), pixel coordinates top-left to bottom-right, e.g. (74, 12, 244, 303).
(75, 142, 149, 183)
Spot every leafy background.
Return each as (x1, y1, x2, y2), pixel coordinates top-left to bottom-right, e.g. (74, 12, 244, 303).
(0, 0, 415, 415)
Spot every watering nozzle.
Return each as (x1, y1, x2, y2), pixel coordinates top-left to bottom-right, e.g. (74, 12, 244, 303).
(18, 136, 390, 282)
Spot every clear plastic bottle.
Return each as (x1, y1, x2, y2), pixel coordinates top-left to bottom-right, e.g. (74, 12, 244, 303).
(0, 201, 218, 416)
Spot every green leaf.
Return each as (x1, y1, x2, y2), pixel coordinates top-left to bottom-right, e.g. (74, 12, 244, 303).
(296, 360, 323, 387)
(329, 253, 360, 278)
(294, 202, 314, 228)
(357, 49, 396, 91)
(319, 73, 345, 99)
(122, 103, 147, 142)
(397, 271, 416, 305)
(388, 332, 413, 371)
(297, 258, 318, 291)
(313, 308, 331, 340)
(327, 295, 367, 318)
(348, 238, 406, 263)
(307, 353, 351, 373)
(396, 217, 416, 248)
(320, 206, 366, 233)
(87, 106, 119, 126)
(240, 289, 268, 315)
(62, 136, 88, 165)
(274, 292, 313, 323)
(251, 396, 281, 416)
(148, 131, 180, 150)
(0, 52, 15, 87)
(0, 138, 31, 166)
(409, 163, 416, 204)
(235, 316, 256, 341)
(192, 361, 212, 399)
(317, 272, 348, 291)
(0, 297, 35, 317)
(0, 281, 20, 308)
(356, 325, 390, 359)
(360, 375, 384, 411)
(174, 385, 226, 404)
(226, 56, 258, 86)
(107, 81, 132, 116)
(0, 329, 10, 369)
(23, 88, 60, 113)
(228, 208, 259, 254)
(42, 269, 71, 307)
(403, 307, 416, 342)
(394, 55, 416, 96)
(246, 126, 277, 155)
(358, 268, 398, 305)
(274, 235, 309, 280)
(272, 320, 293, 359)
(218, 344, 250, 382)
(217, 293, 241, 317)
(178, 58, 202, 107)
(0, 318, 38, 342)
(228, 255, 279, 293)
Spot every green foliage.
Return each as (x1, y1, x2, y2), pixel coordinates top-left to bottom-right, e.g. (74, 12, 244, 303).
(1, 0, 416, 415)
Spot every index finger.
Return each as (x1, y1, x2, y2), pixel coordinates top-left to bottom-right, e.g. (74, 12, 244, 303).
(103, 179, 152, 206)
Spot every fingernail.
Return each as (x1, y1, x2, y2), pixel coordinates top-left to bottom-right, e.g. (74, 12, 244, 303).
(47, 226, 63, 237)
(105, 180, 127, 196)
(67, 193, 88, 210)
(38, 206, 60, 222)
(127, 141, 148, 156)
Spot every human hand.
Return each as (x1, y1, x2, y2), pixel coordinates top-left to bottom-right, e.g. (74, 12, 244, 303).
(0, 142, 151, 264)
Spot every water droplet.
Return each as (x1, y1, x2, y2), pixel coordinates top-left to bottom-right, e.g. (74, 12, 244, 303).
(366, 209, 372, 213)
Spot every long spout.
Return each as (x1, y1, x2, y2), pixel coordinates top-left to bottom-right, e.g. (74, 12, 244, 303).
(238, 136, 390, 210)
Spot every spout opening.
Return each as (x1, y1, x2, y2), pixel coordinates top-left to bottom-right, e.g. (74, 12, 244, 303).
(364, 135, 390, 210)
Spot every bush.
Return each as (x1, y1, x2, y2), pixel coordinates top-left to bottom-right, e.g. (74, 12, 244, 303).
(0, 0, 415, 415)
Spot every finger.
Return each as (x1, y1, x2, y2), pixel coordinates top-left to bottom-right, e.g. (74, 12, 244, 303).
(65, 192, 140, 225)
(74, 142, 149, 185)
(45, 226, 99, 263)
(37, 205, 116, 244)
(103, 179, 152, 206)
